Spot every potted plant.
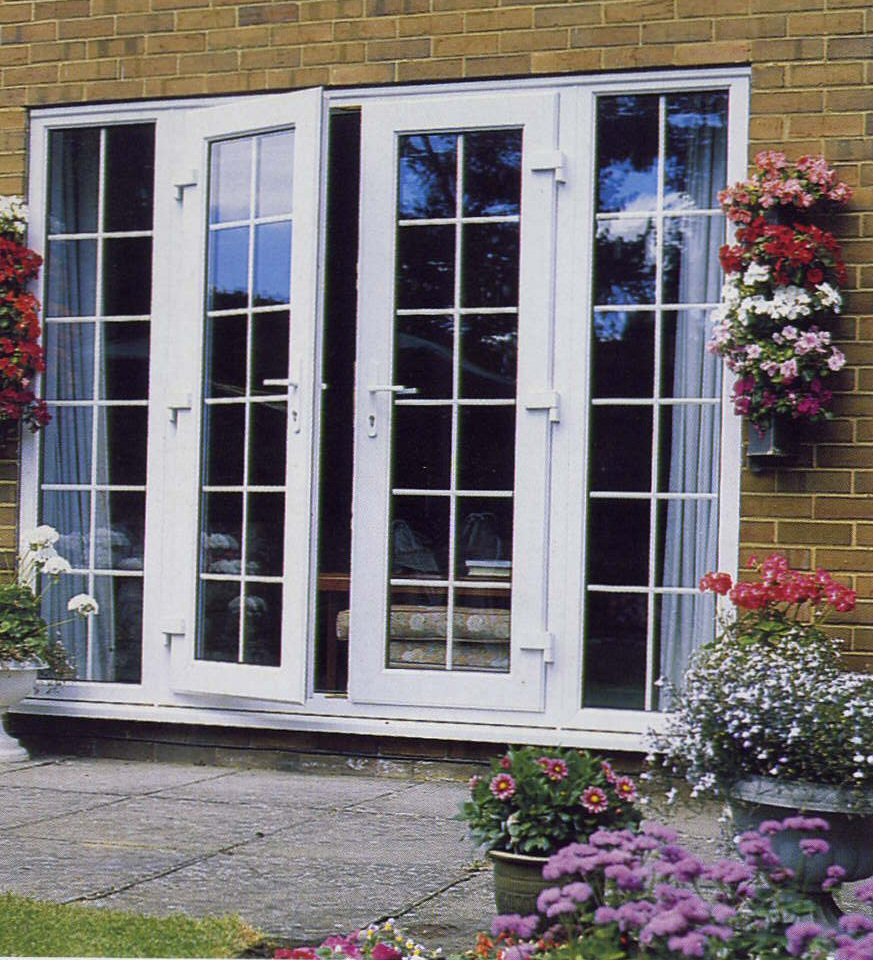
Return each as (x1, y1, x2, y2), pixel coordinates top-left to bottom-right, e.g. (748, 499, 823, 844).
(709, 153, 851, 467)
(652, 553, 873, 916)
(459, 746, 642, 916)
(0, 524, 98, 761)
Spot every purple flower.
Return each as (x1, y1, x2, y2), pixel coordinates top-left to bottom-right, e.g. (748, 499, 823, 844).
(737, 833, 780, 867)
(782, 815, 830, 832)
(704, 860, 755, 885)
(675, 896, 710, 924)
(545, 898, 577, 919)
(699, 924, 734, 942)
(641, 821, 679, 843)
(711, 903, 737, 923)
(604, 864, 646, 891)
(673, 857, 706, 882)
(641, 909, 688, 942)
(561, 881, 593, 903)
(666, 932, 708, 957)
(840, 915, 873, 935)
(799, 838, 830, 856)
(594, 906, 619, 925)
(504, 946, 538, 960)
(615, 901, 656, 929)
(757, 819, 785, 835)
(490, 914, 540, 940)
(855, 879, 873, 903)
(536, 887, 563, 913)
(786, 920, 828, 957)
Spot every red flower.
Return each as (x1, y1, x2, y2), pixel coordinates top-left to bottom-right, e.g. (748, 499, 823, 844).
(371, 944, 402, 960)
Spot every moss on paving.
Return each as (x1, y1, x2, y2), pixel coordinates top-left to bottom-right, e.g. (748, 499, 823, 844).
(0, 891, 266, 957)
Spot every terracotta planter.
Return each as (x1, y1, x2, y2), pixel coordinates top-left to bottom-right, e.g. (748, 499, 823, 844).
(0, 661, 41, 762)
(488, 849, 551, 916)
(729, 776, 873, 920)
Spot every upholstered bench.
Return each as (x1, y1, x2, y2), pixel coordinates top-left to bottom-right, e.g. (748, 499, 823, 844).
(335, 604, 510, 671)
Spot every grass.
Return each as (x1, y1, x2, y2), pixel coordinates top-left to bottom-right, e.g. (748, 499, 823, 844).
(0, 892, 267, 957)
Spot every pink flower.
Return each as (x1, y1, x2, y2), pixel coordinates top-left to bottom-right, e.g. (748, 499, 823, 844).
(581, 786, 608, 813)
(371, 944, 402, 960)
(614, 776, 637, 802)
(499, 755, 512, 770)
(490, 774, 516, 801)
(544, 758, 568, 782)
(601, 760, 617, 783)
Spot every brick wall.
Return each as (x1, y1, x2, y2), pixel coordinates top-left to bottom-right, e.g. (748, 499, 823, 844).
(2, 0, 873, 659)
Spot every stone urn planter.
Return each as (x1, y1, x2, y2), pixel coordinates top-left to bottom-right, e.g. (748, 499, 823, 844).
(0, 661, 41, 762)
(729, 776, 873, 920)
(488, 849, 551, 916)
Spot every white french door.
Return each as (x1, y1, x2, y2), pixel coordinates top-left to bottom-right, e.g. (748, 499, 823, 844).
(348, 91, 562, 712)
(162, 89, 323, 701)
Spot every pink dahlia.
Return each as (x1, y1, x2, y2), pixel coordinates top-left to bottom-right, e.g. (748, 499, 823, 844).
(614, 776, 637, 802)
(581, 786, 608, 813)
(490, 773, 517, 801)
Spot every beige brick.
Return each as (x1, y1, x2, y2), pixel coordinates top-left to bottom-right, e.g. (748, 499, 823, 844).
(91, 0, 149, 12)
(749, 37, 824, 60)
(828, 35, 873, 59)
(676, 0, 748, 14)
(789, 62, 865, 86)
(778, 520, 854, 545)
(570, 23, 640, 47)
(366, 37, 430, 59)
(240, 46, 302, 70)
(751, 89, 823, 115)
(789, 114, 865, 138)
(789, 11, 865, 35)
(3, 63, 60, 85)
(238, 3, 299, 26)
(270, 21, 333, 44)
(116, 13, 176, 35)
(177, 7, 236, 28)
(119, 54, 179, 78)
(299, 0, 363, 20)
(534, 4, 602, 28)
(605, 43, 680, 68)
(335, 17, 397, 39)
(206, 26, 271, 50)
(434, 33, 499, 57)
(531, 47, 602, 73)
(398, 12, 463, 37)
(57, 16, 116, 39)
(714, 14, 787, 39)
(301, 41, 366, 65)
(672, 39, 751, 64)
(499, 28, 566, 53)
(29, 40, 87, 63)
(465, 8, 533, 31)
(33, 0, 91, 18)
(396, 57, 465, 81)
(328, 61, 394, 83)
(2, 20, 58, 43)
(776, 469, 852, 494)
(145, 32, 206, 54)
(0, 4, 37, 25)
(604, 0, 673, 22)
(143, 74, 208, 96)
(178, 51, 240, 73)
(751, 62, 785, 88)
(60, 59, 119, 82)
(82, 77, 146, 99)
(88, 35, 145, 58)
(743, 494, 814, 518)
(463, 52, 531, 76)
(816, 497, 873, 521)
(0, 46, 29, 67)
(751, 0, 822, 9)
(642, 19, 712, 43)
(367, 0, 429, 14)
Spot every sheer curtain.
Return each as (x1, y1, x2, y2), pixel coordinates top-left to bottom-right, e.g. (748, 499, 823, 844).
(659, 103, 727, 696)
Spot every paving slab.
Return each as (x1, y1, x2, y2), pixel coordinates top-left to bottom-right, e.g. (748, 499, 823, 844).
(350, 780, 469, 820)
(154, 767, 403, 810)
(0, 785, 123, 829)
(0, 757, 233, 795)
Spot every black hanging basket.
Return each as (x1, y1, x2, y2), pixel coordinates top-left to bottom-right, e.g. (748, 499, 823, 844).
(747, 415, 795, 472)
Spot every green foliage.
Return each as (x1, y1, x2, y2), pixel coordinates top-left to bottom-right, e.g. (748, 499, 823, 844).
(0, 580, 73, 677)
(459, 746, 642, 857)
(0, 892, 264, 957)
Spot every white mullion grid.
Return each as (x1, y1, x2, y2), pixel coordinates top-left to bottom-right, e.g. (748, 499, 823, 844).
(594, 208, 721, 221)
(590, 397, 720, 406)
(589, 491, 717, 501)
(397, 214, 519, 228)
(236, 135, 259, 665)
(84, 128, 108, 679)
(46, 399, 149, 408)
(390, 577, 512, 591)
(207, 303, 290, 320)
(205, 211, 291, 232)
(395, 306, 517, 317)
(68, 568, 143, 579)
(393, 488, 512, 497)
(594, 302, 719, 314)
(47, 229, 152, 241)
(202, 484, 284, 494)
(202, 573, 284, 583)
(643, 95, 668, 712)
(588, 584, 700, 595)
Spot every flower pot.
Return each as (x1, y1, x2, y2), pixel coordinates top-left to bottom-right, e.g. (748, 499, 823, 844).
(0, 661, 41, 762)
(763, 205, 812, 227)
(728, 776, 873, 920)
(747, 415, 794, 471)
(488, 850, 551, 916)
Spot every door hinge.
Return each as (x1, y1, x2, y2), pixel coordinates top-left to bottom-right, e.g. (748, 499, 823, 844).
(521, 631, 555, 664)
(167, 393, 192, 424)
(524, 390, 560, 423)
(173, 170, 199, 201)
(161, 619, 186, 647)
(529, 150, 567, 184)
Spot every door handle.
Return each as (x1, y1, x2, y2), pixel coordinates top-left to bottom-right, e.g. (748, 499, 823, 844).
(263, 370, 302, 434)
(365, 384, 418, 437)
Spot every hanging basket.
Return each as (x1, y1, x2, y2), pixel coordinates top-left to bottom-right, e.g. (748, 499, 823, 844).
(747, 415, 795, 471)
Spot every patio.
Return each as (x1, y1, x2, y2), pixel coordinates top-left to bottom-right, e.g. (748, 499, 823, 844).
(0, 754, 724, 953)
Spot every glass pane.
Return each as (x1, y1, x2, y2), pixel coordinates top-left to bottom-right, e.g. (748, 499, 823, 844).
(658, 404, 722, 495)
(398, 134, 457, 220)
(655, 591, 716, 708)
(100, 322, 150, 400)
(386, 586, 447, 669)
(594, 219, 656, 305)
(210, 137, 251, 224)
(42, 407, 92, 486)
(252, 311, 290, 395)
(464, 129, 522, 217)
(43, 572, 89, 678)
(204, 404, 245, 485)
(253, 221, 292, 307)
(662, 215, 724, 304)
(41, 491, 90, 568)
(104, 124, 155, 232)
(596, 95, 659, 214)
(589, 407, 652, 492)
(456, 496, 513, 579)
(206, 315, 247, 399)
(46, 239, 97, 317)
(104, 237, 153, 316)
(457, 406, 515, 490)
(392, 405, 452, 491)
(452, 585, 510, 673)
(390, 495, 448, 579)
(583, 591, 646, 709)
(396, 225, 455, 310)
(208, 227, 249, 311)
(591, 312, 654, 399)
(248, 401, 287, 486)
(242, 582, 282, 666)
(460, 314, 517, 399)
(661, 311, 722, 401)
(96, 406, 147, 485)
(92, 575, 143, 683)
(199, 580, 241, 662)
(666, 92, 728, 210)
(587, 499, 650, 586)
(44, 322, 94, 401)
(94, 490, 145, 571)
(462, 222, 519, 309)
(256, 130, 294, 218)
(48, 128, 99, 234)
(246, 493, 285, 577)
(655, 499, 718, 588)
(201, 493, 243, 575)
(395, 315, 454, 399)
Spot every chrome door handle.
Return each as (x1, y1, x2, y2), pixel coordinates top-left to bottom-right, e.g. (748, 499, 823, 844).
(367, 384, 418, 396)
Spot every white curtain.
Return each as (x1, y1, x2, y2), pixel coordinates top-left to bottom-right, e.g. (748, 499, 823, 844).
(658, 101, 726, 697)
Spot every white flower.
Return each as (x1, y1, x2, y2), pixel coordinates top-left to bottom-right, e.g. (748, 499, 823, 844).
(42, 555, 72, 576)
(25, 525, 60, 550)
(67, 593, 99, 616)
(743, 262, 770, 286)
(816, 282, 842, 310)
